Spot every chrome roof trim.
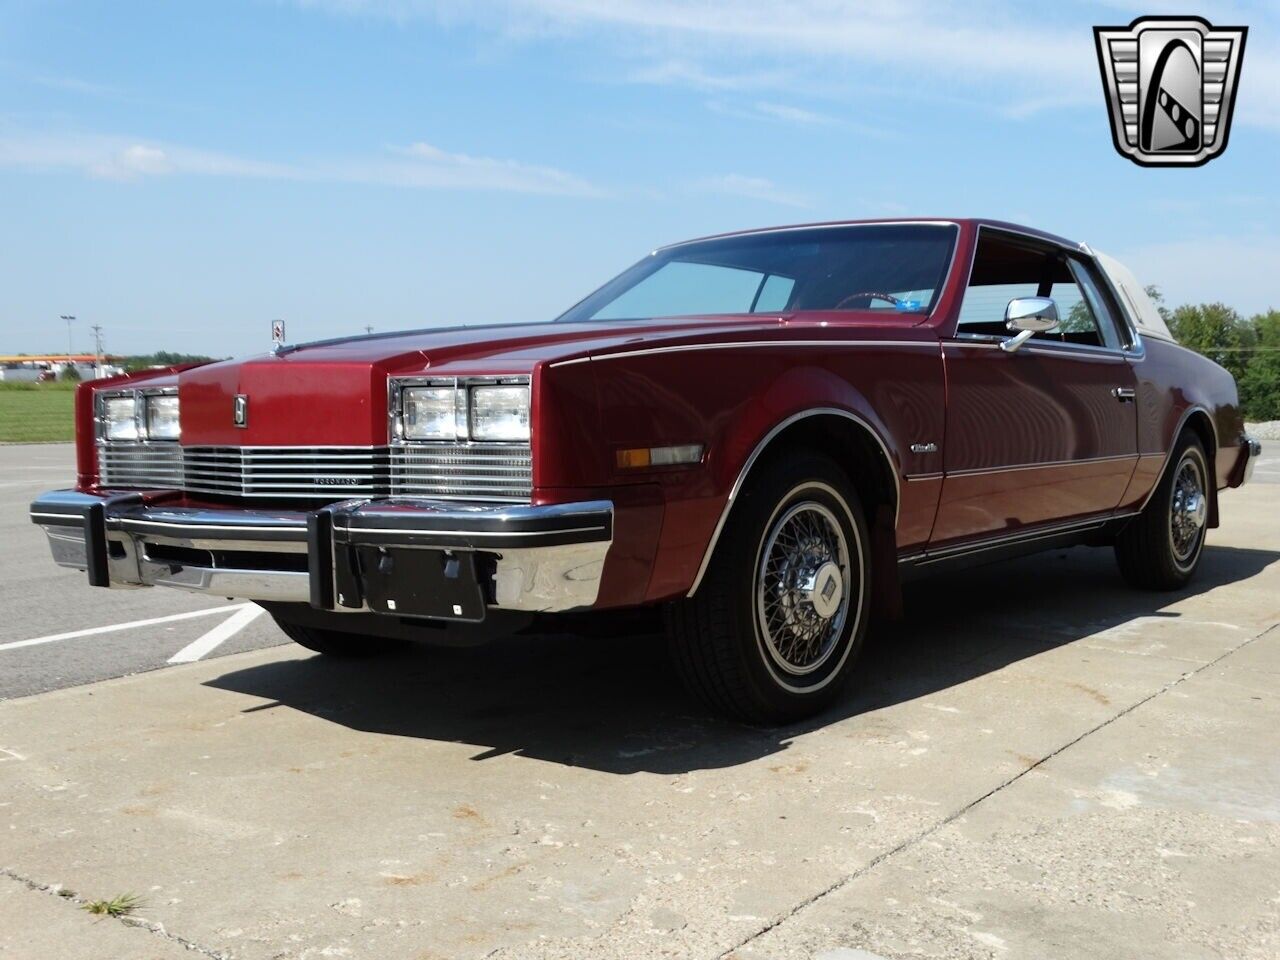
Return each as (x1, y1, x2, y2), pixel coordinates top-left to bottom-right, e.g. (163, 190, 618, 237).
(655, 219, 962, 251)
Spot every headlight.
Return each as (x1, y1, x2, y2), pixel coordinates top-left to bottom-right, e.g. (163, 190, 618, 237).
(103, 395, 139, 441)
(403, 386, 460, 440)
(145, 395, 181, 440)
(470, 385, 530, 441)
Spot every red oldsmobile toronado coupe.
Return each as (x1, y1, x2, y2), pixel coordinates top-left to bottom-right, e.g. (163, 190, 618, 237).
(31, 219, 1262, 723)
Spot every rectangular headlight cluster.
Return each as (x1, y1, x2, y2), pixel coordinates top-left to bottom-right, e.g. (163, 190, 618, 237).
(398, 380, 530, 443)
(100, 390, 180, 441)
(145, 395, 181, 440)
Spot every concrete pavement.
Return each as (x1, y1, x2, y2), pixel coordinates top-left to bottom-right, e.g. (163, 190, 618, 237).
(0, 444, 287, 700)
(0, 473, 1276, 959)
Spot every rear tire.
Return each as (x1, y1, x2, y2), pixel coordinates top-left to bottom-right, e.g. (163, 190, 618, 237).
(1115, 431, 1210, 590)
(665, 452, 871, 725)
(273, 617, 401, 657)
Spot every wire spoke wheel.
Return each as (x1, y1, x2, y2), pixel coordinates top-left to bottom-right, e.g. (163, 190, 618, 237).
(666, 454, 871, 724)
(755, 500, 853, 678)
(1115, 432, 1210, 592)
(1169, 453, 1207, 564)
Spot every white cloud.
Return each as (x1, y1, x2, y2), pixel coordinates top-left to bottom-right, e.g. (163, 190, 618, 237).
(624, 59, 789, 93)
(378, 141, 602, 194)
(26, 72, 121, 98)
(0, 132, 602, 196)
(748, 101, 834, 126)
(296, 0, 1280, 131)
(90, 144, 172, 179)
(704, 99, 895, 139)
(693, 173, 810, 208)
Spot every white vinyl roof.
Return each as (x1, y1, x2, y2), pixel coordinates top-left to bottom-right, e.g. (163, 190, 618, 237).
(1093, 250, 1176, 342)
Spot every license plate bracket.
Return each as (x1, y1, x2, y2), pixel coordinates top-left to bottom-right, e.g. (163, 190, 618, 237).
(356, 547, 486, 622)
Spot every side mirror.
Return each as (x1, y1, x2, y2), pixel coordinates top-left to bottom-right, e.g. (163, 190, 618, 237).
(1001, 297, 1059, 353)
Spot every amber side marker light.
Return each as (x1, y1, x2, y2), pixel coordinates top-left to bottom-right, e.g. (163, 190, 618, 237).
(616, 444, 704, 469)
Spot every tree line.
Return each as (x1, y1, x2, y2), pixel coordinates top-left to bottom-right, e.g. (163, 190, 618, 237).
(1148, 288, 1280, 422)
(120, 351, 219, 371)
(58, 351, 219, 380)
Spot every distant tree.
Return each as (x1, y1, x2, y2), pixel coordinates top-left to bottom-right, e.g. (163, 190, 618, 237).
(121, 352, 216, 372)
(1237, 309, 1280, 421)
(1144, 285, 1171, 323)
(1064, 298, 1093, 332)
(1166, 302, 1255, 383)
(61, 364, 81, 382)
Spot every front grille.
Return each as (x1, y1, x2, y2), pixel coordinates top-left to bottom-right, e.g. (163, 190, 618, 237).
(181, 447, 390, 499)
(96, 443, 533, 503)
(391, 445, 533, 502)
(99, 443, 185, 488)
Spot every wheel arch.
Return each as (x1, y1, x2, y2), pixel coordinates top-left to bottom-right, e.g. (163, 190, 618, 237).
(687, 407, 900, 598)
(1141, 405, 1220, 528)
(1180, 407, 1220, 527)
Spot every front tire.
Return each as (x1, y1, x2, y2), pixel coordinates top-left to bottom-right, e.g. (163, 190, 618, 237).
(273, 617, 401, 657)
(1115, 431, 1210, 590)
(665, 452, 871, 724)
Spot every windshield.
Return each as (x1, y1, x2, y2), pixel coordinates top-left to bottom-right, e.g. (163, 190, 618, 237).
(557, 223, 957, 323)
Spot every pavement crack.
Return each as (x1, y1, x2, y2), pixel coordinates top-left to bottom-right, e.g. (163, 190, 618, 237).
(718, 620, 1279, 959)
(0, 865, 231, 959)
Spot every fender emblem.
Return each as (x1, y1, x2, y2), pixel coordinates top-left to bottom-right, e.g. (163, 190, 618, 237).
(233, 395, 249, 428)
(910, 442, 938, 454)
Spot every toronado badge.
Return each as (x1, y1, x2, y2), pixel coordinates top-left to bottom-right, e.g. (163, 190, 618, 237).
(1094, 16, 1247, 167)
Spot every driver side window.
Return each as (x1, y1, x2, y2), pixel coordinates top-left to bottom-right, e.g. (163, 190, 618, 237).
(958, 233, 1118, 349)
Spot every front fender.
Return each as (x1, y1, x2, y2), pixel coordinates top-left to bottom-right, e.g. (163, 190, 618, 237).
(549, 339, 942, 602)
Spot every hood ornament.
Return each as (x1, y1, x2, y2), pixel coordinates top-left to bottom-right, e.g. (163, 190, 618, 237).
(271, 318, 288, 356)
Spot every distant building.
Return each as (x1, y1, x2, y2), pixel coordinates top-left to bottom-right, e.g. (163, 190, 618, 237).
(0, 355, 124, 381)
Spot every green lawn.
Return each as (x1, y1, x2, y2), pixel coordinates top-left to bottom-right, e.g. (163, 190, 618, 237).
(0, 382, 77, 442)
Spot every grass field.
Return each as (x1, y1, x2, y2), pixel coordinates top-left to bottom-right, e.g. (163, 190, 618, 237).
(0, 381, 76, 443)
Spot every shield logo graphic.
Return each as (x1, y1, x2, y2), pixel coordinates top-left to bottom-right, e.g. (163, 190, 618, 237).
(233, 395, 249, 428)
(1094, 16, 1247, 167)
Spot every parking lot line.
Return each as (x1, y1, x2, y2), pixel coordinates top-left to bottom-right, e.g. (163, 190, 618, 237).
(168, 604, 264, 663)
(0, 604, 250, 653)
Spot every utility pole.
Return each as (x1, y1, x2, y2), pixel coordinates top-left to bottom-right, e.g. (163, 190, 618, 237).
(60, 315, 76, 373)
(90, 324, 105, 376)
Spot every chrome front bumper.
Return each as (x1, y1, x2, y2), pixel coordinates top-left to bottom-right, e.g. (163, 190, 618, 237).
(29, 491, 613, 617)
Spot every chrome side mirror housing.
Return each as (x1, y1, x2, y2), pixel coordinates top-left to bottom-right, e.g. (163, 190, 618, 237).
(1000, 297, 1060, 353)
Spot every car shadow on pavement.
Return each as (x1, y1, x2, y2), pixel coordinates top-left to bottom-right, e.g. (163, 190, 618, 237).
(206, 543, 1279, 775)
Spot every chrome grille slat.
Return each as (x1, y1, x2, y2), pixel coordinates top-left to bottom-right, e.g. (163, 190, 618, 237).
(96, 442, 532, 502)
(391, 445, 532, 502)
(99, 444, 185, 489)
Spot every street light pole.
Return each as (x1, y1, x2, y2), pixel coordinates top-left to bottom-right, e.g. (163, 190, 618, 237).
(60, 315, 76, 374)
(90, 324, 105, 377)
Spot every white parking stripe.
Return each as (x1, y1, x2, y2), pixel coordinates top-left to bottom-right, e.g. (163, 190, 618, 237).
(168, 605, 265, 663)
(0, 604, 250, 652)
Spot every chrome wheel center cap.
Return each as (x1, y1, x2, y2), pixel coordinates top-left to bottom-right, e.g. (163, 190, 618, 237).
(803, 561, 844, 619)
(1185, 491, 1207, 529)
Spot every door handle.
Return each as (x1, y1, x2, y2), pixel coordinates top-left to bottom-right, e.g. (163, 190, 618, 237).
(1112, 387, 1136, 402)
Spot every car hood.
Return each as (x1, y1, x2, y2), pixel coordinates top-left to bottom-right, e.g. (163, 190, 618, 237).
(176, 314, 921, 446)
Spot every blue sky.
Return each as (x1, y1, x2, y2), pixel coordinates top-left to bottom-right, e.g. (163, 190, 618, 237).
(1, 0, 1277, 357)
